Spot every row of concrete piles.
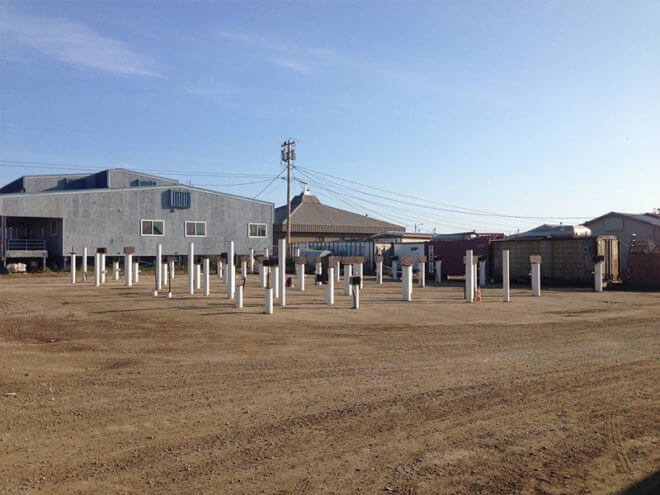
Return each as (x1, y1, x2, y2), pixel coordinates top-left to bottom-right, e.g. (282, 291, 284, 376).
(68, 241, 607, 312)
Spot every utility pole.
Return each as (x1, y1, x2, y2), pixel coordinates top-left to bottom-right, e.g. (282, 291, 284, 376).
(281, 139, 296, 255)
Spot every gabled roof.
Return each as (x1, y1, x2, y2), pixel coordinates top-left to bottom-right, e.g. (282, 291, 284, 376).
(585, 211, 660, 228)
(274, 191, 403, 234)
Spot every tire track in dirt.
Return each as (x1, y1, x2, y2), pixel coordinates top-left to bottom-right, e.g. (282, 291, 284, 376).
(607, 410, 634, 474)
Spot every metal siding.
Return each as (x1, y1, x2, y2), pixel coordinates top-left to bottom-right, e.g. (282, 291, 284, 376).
(0, 187, 272, 258)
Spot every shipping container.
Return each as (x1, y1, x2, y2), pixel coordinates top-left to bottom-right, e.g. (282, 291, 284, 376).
(424, 234, 505, 277)
(627, 241, 659, 288)
(489, 236, 620, 286)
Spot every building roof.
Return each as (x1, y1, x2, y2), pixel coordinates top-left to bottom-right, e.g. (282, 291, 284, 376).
(371, 231, 433, 240)
(274, 191, 403, 234)
(0, 168, 273, 206)
(585, 211, 660, 228)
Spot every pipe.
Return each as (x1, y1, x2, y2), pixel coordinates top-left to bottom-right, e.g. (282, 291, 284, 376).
(82, 246, 87, 282)
(228, 241, 235, 300)
(503, 250, 510, 302)
(125, 253, 133, 287)
(376, 260, 383, 284)
(188, 242, 194, 294)
(70, 249, 76, 284)
(402, 265, 412, 301)
(278, 238, 286, 306)
(465, 250, 473, 303)
(594, 261, 603, 292)
(264, 287, 273, 314)
(344, 264, 353, 295)
(325, 266, 335, 304)
(203, 258, 210, 296)
(235, 284, 244, 308)
(156, 244, 162, 290)
(94, 253, 101, 287)
(531, 262, 541, 296)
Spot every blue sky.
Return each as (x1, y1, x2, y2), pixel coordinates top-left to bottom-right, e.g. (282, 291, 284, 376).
(1, 0, 658, 233)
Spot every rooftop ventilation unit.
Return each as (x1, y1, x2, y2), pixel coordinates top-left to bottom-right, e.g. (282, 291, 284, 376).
(170, 189, 191, 209)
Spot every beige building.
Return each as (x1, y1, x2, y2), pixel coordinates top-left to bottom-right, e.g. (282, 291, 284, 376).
(274, 190, 403, 244)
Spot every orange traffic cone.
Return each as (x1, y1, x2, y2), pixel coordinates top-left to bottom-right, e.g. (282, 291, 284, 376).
(477, 286, 482, 302)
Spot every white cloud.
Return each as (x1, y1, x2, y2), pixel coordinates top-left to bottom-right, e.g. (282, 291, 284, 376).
(273, 59, 310, 74)
(1, 7, 162, 77)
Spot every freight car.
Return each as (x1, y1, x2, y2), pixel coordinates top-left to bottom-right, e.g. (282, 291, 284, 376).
(424, 233, 504, 278)
(489, 235, 620, 286)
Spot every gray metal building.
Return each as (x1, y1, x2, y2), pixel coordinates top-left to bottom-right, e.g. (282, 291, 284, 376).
(0, 168, 273, 268)
(585, 211, 660, 277)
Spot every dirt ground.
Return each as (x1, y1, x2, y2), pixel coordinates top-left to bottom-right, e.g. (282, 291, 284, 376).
(0, 272, 658, 494)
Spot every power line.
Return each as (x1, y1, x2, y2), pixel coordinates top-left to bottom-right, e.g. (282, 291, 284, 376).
(296, 165, 594, 221)
(300, 168, 534, 231)
(253, 170, 284, 199)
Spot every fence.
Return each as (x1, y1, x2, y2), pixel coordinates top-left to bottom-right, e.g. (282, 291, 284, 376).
(7, 239, 47, 250)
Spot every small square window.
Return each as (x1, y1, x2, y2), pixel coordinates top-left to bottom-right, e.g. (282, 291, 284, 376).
(185, 221, 206, 237)
(141, 219, 164, 236)
(248, 223, 267, 238)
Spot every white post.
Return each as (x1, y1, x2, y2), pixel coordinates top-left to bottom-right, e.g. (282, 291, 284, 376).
(100, 254, 106, 283)
(188, 242, 194, 295)
(94, 253, 101, 287)
(315, 261, 322, 277)
(358, 263, 364, 289)
(70, 249, 76, 284)
(218, 261, 224, 280)
(595, 261, 603, 292)
(113, 260, 119, 281)
(133, 261, 139, 283)
(235, 284, 244, 308)
(273, 266, 280, 299)
(418, 262, 425, 287)
(125, 253, 133, 287)
(335, 259, 341, 282)
(203, 258, 210, 296)
(402, 265, 412, 301)
(376, 260, 383, 284)
(325, 266, 335, 304)
(82, 246, 88, 282)
(473, 262, 478, 295)
(352, 281, 360, 309)
(264, 288, 274, 314)
(435, 260, 442, 283)
(241, 260, 247, 280)
(479, 260, 486, 287)
(295, 248, 300, 257)
(465, 250, 473, 303)
(297, 263, 305, 291)
(259, 263, 267, 288)
(344, 264, 353, 295)
(156, 244, 162, 290)
(167, 262, 173, 298)
(503, 250, 510, 302)
(162, 262, 168, 288)
(195, 263, 201, 290)
(392, 259, 398, 280)
(265, 248, 269, 259)
(228, 241, 235, 300)
(531, 261, 541, 296)
(278, 238, 286, 307)
(249, 249, 255, 273)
